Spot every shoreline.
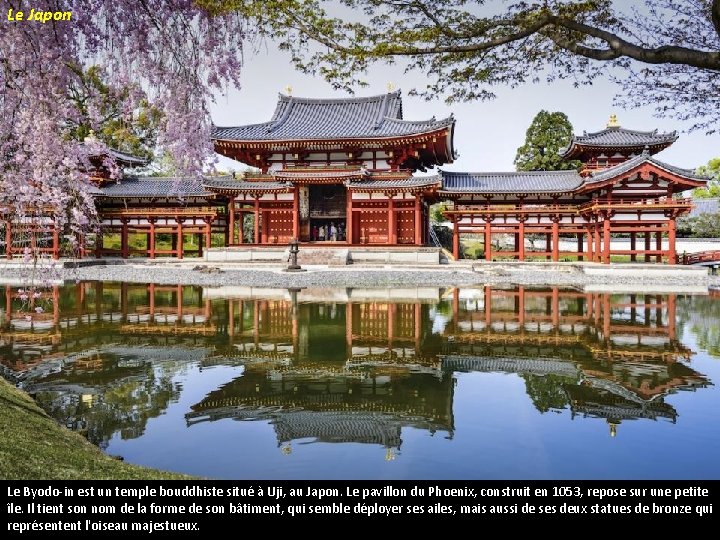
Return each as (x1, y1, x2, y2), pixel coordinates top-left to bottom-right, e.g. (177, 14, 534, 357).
(1, 261, 717, 291)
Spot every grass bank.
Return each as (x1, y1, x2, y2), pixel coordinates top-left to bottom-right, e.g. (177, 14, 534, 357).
(0, 377, 191, 480)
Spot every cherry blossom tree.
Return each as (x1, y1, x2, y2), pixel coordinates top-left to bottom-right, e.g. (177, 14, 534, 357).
(0, 0, 249, 259)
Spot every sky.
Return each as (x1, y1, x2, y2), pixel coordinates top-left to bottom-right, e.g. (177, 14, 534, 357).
(208, 33, 719, 175)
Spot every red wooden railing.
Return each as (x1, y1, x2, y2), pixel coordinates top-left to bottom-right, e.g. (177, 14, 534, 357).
(680, 251, 720, 265)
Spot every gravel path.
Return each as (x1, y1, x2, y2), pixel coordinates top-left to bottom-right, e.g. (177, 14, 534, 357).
(1, 263, 715, 289)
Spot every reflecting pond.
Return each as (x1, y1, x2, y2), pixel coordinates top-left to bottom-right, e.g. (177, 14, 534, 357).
(1, 282, 719, 479)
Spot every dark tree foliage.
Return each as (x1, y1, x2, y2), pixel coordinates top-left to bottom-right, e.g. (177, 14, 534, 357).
(514, 110, 581, 171)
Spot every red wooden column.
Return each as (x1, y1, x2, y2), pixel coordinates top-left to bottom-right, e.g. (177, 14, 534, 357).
(668, 218, 677, 264)
(149, 220, 156, 259)
(253, 198, 260, 244)
(518, 286, 525, 326)
(551, 220, 559, 262)
(148, 283, 155, 322)
(644, 232, 651, 262)
(593, 224, 601, 263)
(228, 197, 235, 245)
(292, 188, 300, 240)
(586, 226, 593, 263)
(176, 285, 184, 321)
(52, 224, 60, 260)
(452, 217, 460, 259)
(228, 299, 235, 339)
(176, 220, 184, 259)
(346, 191, 354, 244)
(630, 232, 637, 262)
(602, 219, 611, 264)
(388, 196, 397, 244)
(545, 233, 551, 261)
(577, 232, 583, 262)
(121, 220, 129, 258)
(518, 220, 525, 261)
(551, 287, 559, 328)
(204, 219, 212, 253)
(655, 231, 662, 263)
(414, 195, 422, 245)
(484, 220, 492, 261)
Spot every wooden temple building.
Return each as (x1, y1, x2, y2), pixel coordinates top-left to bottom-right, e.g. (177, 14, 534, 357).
(0, 91, 708, 263)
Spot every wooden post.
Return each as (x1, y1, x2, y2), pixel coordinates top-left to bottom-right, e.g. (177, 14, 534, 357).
(594, 224, 601, 263)
(52, 224, 60, 260)
(577, 232, 583, 262)
(586, 226, 593, 263)
(630, 232, 636, 262)
(253, 198, 260, 244)
(177, 285, 184, 321)
(388, 196, 397, 244)
(551, 287, 559, 328)
(545, 233, 551, 261)
(346, 192, 353, 244)
(121, 220, 129, 259)
(452, 217, 459, 259)
(551, 221, 559, 262)
(177, 220, 184, 259)
(198, 233, 204, 258)
(644, 231, 651, 263)
(228, 298, 235, 339)
(484, 285, 492, 325)
(414, 195, 422, 245)
(603, 219, 611, 264)
(518, 221, 525, 261)
(484, 220, 492, 261)
(148, 283, 155, 321)
(668, 218, 676, 265)
(655, 230, 662, 263)
(205, 220, 212, 252)
(292, 188, 300, 240)
(518, 286, 525, 326)
(149, 220, 156, 259)
(228, 196, 235, 245)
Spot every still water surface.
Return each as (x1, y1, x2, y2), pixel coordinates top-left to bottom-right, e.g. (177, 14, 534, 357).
(2, 283, 719, 479)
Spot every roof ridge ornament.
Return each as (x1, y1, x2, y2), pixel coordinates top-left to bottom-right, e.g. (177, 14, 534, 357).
(642, 145, 650, 156)
(606, 114, 620, 128)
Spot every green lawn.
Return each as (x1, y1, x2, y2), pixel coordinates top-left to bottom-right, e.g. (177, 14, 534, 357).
(0, 377, 191, 479)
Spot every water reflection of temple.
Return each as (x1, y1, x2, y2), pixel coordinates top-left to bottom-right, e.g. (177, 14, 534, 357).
(0, 282, 712, 448)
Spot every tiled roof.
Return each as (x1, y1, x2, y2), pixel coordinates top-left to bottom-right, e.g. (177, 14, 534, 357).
(97, 177, 211, 198)
(347, 175, 441, 190)
(440, 170, 583, 194)
(108, 148, 149, 167)
(212, 91, 454, 141)
(274, 168, 367, 181)
(587, 154, 708, 183)
(202, 177, 291, 192)
(562, 126, 677, 157)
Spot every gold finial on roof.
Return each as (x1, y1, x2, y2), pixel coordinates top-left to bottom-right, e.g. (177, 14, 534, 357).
(284, 85, 293, 96)
(606, 114, 620, 128)
(608, 421, 618, 437)
(386, 82, 396, 92)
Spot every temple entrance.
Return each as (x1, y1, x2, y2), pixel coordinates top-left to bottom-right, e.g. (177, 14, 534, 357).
(305, 184, 347, 242)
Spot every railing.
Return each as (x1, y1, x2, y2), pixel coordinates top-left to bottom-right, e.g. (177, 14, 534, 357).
(429, 226, 442, 248)
(580, 197, 693, 212)
(681, 251, 720, 265)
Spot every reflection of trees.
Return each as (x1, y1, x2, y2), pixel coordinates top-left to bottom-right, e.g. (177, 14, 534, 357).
(521, 373, 577, 413)
(30, 356, 181, 449)
(677, 296, 720, 357)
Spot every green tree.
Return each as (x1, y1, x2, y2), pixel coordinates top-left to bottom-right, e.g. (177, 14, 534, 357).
(66, 65, 162, 161)
(204, 1, 720, 133)
(694, 157, 720, 198)
(514, 111, 580, 171)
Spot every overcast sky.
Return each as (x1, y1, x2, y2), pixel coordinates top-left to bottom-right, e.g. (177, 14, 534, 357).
(209, 40, 719, 175)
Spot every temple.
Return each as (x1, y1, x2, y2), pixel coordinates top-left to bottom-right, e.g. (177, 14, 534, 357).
(0, 91, 708, 263)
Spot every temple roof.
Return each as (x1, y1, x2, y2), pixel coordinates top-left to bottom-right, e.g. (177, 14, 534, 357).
(96, 177, 211, 198)
(439, 170, 583, 194)
(346, 175, 441, 191)
(689, 198, 719, 217)
(586, 154, 708, 184)
(107, 148, 149, 167)
(202, 177, 292, 194)
(562, 125, 678, 159)
(212, 91, 454, 142)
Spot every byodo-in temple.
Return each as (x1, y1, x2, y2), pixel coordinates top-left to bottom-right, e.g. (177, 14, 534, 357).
(0, 283, 712, 448)
(0, 91, 709, 263)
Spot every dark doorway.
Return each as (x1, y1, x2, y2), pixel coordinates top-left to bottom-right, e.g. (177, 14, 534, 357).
(308, 185, 347, 242)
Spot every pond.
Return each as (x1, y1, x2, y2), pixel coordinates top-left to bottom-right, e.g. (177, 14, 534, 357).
(2, 282, 719, 479)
